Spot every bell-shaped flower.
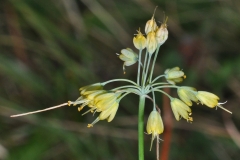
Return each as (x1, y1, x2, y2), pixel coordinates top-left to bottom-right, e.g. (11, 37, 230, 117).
(133, 29, 146, 50)
(164, 67, 186, 84)
(119, 48, 138, 74)
(170, 98, 192, 122)
(156, 17, 168, 46)
(195, 91, 219, 108)
(87, 101, 119, 127)
(195, 91, 232, 113)
(146, 31, 158, 55)
(177, 86, 198, 106)
(83, 92, 121, 113)
(146, 110, 164, 151)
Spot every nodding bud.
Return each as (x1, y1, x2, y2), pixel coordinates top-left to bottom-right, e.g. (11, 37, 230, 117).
(133, 29, 146, 50)
(119, 48, 138, 74)
(145, 7, 158, 34)
(164, 67, 186, 84)
(156, 16, 168, 46)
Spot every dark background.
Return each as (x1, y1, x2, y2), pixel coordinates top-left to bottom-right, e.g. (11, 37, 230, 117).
(0, 0, 240, 159)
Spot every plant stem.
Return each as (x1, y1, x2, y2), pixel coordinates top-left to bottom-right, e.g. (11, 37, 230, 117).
(138, 95, 146, 160)
(149, 46, 160, 82)
(141, 50, 148, 86)
(102, 79, 138, 86)
(143, 54, 152, 86)
(137, 50, 143, 85)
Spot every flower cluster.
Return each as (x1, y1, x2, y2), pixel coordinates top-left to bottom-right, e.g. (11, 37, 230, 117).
(11, 8, 232, 158)
(69, 83, 123, 127)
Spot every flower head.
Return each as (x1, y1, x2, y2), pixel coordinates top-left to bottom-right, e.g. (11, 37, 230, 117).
(156, 16, 168, 46)
(146, 110, 164, 151)
(133, 29, 146, 50)
(119, 48, 138, 74)
(177, 86, 198, 106)
(164, 67, 186, 84)
(170, 98, 192, 122)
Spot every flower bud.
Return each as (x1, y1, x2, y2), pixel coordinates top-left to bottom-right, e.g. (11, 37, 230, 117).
(164, 67, 186, 84)
(119, 48, 138, 74)
(133, 29, 146, 50)
(146, 110, 164, 151)
(177, 86, 198, 106)
(146, 31, 158, 54)
(145, 7, 158, 34)
(170, 98, 192, 122)
(156, 17, 168, 46)
(79, 83, 103, 95)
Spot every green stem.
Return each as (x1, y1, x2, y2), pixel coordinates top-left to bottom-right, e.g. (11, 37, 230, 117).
(141, 50, 148, 86)
(149, 46, 160, 82)
(151, 75, 165, 83)
(111, 85, 141, 91)
(137, 50, 143, 85)
(102, 79, 138, 86)
(138, 95, 146, 160)
(143, 54, 152, 86)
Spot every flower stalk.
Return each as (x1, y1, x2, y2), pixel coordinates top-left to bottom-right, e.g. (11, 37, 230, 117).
(138, 95, 146, 160)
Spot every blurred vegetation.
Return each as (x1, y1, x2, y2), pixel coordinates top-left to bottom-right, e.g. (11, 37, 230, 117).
(1, 0, 240, 159)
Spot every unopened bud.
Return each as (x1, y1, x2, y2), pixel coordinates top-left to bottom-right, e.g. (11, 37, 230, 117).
(156, 17, 168, 46)
(133, 29, 146, 50)
(145, 7, 158, 34)
(146, 31, 158, 55)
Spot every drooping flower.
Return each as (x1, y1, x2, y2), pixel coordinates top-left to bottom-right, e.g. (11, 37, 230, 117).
(177, 86, 198, 106)
(170, 98, 193, 122)
(133, 29, 146, 50)
(87, 101, 119, 127)
(195, 91, 219, 108)
(146, 110, 164, 151)
(164, 67, 186, 84)
(119, 48, 138, 74)
(195, 91, 232, 113)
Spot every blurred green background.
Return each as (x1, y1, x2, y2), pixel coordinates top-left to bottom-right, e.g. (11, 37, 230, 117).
(1, 0, 240, 159)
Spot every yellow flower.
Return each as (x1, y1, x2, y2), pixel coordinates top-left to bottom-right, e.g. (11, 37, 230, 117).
(145, 10, 157, 34)
(133, 29, 146, 50)
(177, 87, 198, 106)
(164, 67, 186, 84)
(146, 31, 158, 54)
(170, 98, 192, 122)
(155, 17, 168, 46)
(146, 110, 164, 151)
(119, 48, 138, 74)
(195, 91, 219, 108)
(77, 90, 106, 111)
(87, 101, 119, 127)
(195, 91, 232, 113)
